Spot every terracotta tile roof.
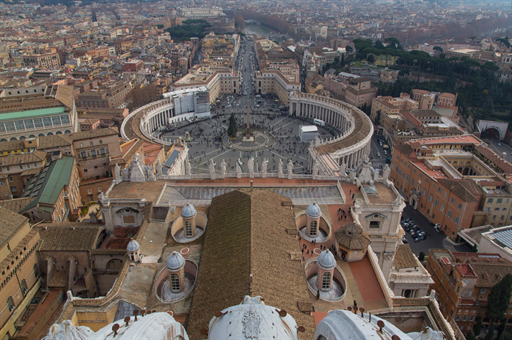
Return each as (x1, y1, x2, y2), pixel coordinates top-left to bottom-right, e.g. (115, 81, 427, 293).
(0, 150, 47, 166)
(438, 179, 478, 202)
(452, 253, 512, 288)
(0, 207, 29, 248)
(0, 197, 35, 213)
(187, 190, 315, 340)
(335, 223, 370, 250)
(475, 146, 512, 174)
(394, 244, 419, 270)
(110, 139, 144, 165)
(37, 223, 102, 251)
(38, 134, 73, 148)
(67, 127, 119, 141)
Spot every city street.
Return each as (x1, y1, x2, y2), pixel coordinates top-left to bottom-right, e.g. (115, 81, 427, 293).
(487, 136, 512, 163)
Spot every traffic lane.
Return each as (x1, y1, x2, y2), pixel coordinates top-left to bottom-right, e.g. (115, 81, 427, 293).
(401, 204, 449, 256)
(488, 137, 512, 162)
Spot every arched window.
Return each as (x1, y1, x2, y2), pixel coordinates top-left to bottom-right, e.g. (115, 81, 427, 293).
(171, 273, 180, 292)
(107, 259, 123, 270)
(309, 220, 317, 237)
(7, 296, 15, 312)
(91, 149, 96, 157)
(184, 220, 192, 237)
(21, 279, 28, 295)
(322, 272, 331, 290)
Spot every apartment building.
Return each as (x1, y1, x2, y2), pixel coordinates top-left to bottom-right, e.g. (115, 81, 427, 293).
(0, 209, 41, 340)
(255, 70, 301, 106)
(170, 66, 239, 104)
(344, 77, 378, 108)
(427, 249, 512, 334)
(77, 81, 131, 109)
(370, 93, 419, 127)
(71, 127, 121, 180)
(22, 52, 61, 69)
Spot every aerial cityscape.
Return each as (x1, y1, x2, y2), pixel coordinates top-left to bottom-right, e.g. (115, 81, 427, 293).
(0, 0, 511, 339)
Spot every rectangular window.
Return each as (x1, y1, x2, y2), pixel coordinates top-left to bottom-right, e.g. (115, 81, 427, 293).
(51, 116, 61, 126)
(462, 315, 467, 321)
(369, 221, 380, 228)
(434, 199, 438, 207)
(15, 120, 25, 130)
(455, 315, 460, 321)
(5, 121, 15, 131)
(437, 187, 441, 193)
(470, 316, 475, 321)
(498, 198, 503, 204)
(422, 189, 426, 196)
(429, 195, 433, 202)
(488, 198, 494, 204)
(33, 118, 43, 128)
(451, 197, 455, 204)
(455, 216, 459, 224)
(43, 117, 52, 127)
(24, 119, 34, 129)
(447, 210, 452, 218)
(441, 204, 445, 212)
(458, 203, 462, 210)
(60, 115, 70, 124)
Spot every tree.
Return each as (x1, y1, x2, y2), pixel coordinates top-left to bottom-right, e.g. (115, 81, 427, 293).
(466, 333, 476, 340)
(228, 113, 238, 139)
(433, 46, 444, 53)
(485, 322, 496, 340)
(125, 86, 161, 111)
(499, 331, 512, 340)
(474, 316, 483, 336)
(345, 45, 353, 54)
(487, 274, 512, 322)
(497, 318, 507, 339)
(367, 54, 376, 64)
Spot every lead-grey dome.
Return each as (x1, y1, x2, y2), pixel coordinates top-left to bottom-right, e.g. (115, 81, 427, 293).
(166, 251, 185, 271)
(306, 203, 322, 218)
(317, 250, 336, 270)
(126, 239, 140, 252)
(181, 204, 197, 218)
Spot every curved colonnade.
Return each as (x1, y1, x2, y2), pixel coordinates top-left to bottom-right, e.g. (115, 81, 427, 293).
(289, 92, 373, 169)
(121, 97, 185, 145)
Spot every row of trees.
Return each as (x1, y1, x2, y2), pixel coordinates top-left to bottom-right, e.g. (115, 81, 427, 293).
(165, 19, 212, 42)
(125, 85, 161, 111)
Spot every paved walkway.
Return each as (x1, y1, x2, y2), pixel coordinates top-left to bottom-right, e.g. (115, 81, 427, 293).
(348, 256, 387, 311)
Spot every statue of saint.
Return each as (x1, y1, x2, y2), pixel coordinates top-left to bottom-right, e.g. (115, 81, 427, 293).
(115, 163, 121, 179)
(236, 158, 243, 178)
(248, 157, 254, 177)
(278, 159, 284, 176)
(287, 160, 293, 179)
(261, 158, 268, 177)
(382, 164, 391, 181)
(185, 159, 191, 176)
(155, 160, 162, 177)
(208, 159, 216, 179)
(220, 159, 227, 177)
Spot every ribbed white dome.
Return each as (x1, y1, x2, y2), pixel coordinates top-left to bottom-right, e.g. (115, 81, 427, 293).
(181, 204, 197, 218)
(306, 203, 322, 218)
(317, 250, 336, 270)
(166, 251, 185, 271)
(126, 239, 140, 252)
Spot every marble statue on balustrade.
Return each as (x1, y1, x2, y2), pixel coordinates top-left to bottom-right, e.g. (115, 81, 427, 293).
(278, 159, 284, 178)
(155, 160, 163, 178)
(209, 159, 216, 180)
(146, 166, 156, 182)
(236, 159, 243, 178)
(122, 167, 130, 181)
(373, 168, 380, 182)
(130, 153, 146, 182)
(248, 157, 254, 178)
(220, 159, 227, 178)
(287, 160, 293, 180)
(261, 159, 268, 178)
(115, 163, 121, 180)
(382, 164, 391, 181)
(185, 159, 191, 177)
(339, 163, 347, 178)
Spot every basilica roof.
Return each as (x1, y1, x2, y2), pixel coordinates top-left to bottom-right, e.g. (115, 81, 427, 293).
(187, 189, 315, 340)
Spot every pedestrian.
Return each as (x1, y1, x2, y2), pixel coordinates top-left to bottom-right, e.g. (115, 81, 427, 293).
(354, 300, 358, 309)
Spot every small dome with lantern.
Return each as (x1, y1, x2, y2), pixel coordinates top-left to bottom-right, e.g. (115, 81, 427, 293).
(166, 251, 185, 271)
(306, 203, 322, 218)
(126, 239, 140, 252)
(317, 250, 336, 270)
(181, 204, 197, 218)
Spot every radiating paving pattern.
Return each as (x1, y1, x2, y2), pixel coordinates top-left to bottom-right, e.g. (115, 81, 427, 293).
(158, 185, 344, 206)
